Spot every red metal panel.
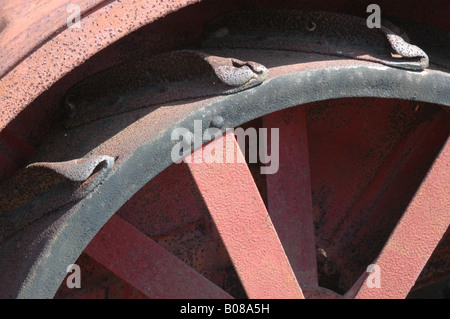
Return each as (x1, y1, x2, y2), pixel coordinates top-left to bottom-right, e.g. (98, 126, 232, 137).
(186, 131, 304, 299)
(346, 137, 450, 299)
(85, 215, 233, 299)
(263, 107, 318, 287)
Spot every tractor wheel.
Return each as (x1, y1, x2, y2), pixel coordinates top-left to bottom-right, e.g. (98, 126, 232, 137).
(49, 98, 449, 299)
(0, 1, 448, 300)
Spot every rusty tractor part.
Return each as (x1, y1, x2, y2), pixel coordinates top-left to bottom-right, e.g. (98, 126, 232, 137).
(0, 155, 114, 245)
(201, 9, 431, 71)
(0, 0, 449, 299)
(63, 50, 268, 128)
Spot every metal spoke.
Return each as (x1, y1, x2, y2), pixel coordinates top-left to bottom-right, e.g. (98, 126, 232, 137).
(345, 137, 450, 299)
(263, 107, 318, 287)
(85, 215, 232, 299)
(186, 131, 304, 299)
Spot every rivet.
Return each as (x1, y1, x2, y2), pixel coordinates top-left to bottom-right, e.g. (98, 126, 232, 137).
(306, 20, 317, 31)
(211, 115, 225, 128)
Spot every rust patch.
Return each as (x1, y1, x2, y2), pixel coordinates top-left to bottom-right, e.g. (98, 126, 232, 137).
(202, 9, 430, 70)
(0, 0, 201, 132)
(63, 50, 268, 128)
(0, 155, 115, 244)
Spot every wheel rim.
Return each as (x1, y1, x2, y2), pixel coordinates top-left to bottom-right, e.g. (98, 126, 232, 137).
(1, 53, 449, 299)
(52, 100, 449, 299)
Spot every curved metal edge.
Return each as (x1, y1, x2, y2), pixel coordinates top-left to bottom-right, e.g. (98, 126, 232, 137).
(1, 65, 448, 298)
(0, 0, 201, 132)
(62, 50, 270, 128)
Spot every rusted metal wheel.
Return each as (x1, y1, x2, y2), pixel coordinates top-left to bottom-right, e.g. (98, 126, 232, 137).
(46, 98, 448, 300)
(0, 0, 449, 299)
(4, 90, 449, 299)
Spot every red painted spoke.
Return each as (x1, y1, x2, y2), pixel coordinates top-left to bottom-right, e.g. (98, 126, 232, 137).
(263, 107, 318, 287)
(186, 131, 304, 299)
(85, 215, 232, 299)
(346, 137, 450, 299)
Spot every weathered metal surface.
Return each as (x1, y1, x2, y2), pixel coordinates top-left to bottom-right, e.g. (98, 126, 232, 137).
(0, 48, 449, 298)
(202, 10, 431, 70)
(56, 9, 449, 130)
(1, 1, 448, 145)
(302, 286, 342, 299)
(0, 155, 115, 210)
(1, 1, 449, 186)
(0, 155, 114, 245)
(55, 252, 149, 299)
(114, 160, 245, 297)
(311, 101, 450, 293)
(0, 0, 201, 132)
(185, 131, 304, 298)
(414, 226, 450, 290)
(0, 0, 449, 300)
(345, 137, 450, 298)
(63, 50, 268, 128)
(263, 107, 318, 287)
(84, 214, 233, 299)
(27, 155, 114, 182)
(0, 0, 108, 79)
(55, 157, 245, 298)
